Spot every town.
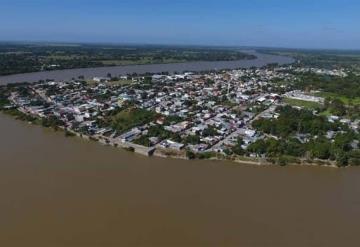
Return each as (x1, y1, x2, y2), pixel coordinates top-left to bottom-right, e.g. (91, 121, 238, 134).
(1, 65, 359, 166)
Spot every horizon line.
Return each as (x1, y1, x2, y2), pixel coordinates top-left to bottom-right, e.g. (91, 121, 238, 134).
(1, 40, 360, 52)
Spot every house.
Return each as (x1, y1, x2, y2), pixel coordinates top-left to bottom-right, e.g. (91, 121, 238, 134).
(239, 128, 256, 137)
(156, 116, 166, 125)
(119, 128, 142, 142)
(158, 140, 184, 150)
(93, 77, 108, 83)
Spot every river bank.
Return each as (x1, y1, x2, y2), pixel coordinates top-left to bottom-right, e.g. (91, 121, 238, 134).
(0, 51, 294, 85)
(0, 109, 342, 168)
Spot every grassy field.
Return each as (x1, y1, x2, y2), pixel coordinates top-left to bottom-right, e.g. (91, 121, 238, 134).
(319, 109, 332, 117)
(111, 108, 157, 133)
(315, 92, 360, 106)
(101, 57, 187, 66)
(284, 97, 322, 109)
(101, 58, 152, 66)
(48, 54, 84, 60)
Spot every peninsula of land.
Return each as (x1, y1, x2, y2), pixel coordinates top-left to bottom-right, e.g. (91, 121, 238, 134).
(1, 49, 359, 167)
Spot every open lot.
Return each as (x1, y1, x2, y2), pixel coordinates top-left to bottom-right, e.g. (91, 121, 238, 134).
(284, 97, 322, 109)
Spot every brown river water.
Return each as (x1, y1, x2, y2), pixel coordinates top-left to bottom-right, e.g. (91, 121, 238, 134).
(1, 112, 360, 247)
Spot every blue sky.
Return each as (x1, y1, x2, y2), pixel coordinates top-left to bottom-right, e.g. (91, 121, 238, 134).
(1, 0, 360, 49)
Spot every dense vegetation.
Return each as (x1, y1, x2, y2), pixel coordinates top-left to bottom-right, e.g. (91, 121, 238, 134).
(286, 72, 360, 119)
(0, 43, 256, 76)
(252, 106, 340, 137)
(293, 73, 360, 100)
(110, 107, 157, 133)
(247, 134, 360, 166)
(259, 48, 360, 69)
(251, 106, 359, 166)
(0, 87, 10, 109)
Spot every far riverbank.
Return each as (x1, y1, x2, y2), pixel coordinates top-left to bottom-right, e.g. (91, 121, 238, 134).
(0, 51, 294, 85)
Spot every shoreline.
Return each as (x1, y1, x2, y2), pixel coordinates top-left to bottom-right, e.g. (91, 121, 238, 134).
(1, 51, 341, 168)
(0, 110, 342, 168)
(0, 51, 294, 85)
(0, 55, 258, 78)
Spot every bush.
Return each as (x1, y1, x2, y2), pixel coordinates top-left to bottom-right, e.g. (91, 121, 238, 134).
(65, 130, 75, 137)
(186, 150, 196, 160)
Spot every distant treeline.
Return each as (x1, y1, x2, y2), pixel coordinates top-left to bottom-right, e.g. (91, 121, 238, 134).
(258, 48, 360, 69)
(0, 43, 256, 76)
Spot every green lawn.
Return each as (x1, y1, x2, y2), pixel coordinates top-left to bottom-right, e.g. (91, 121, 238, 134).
(111, 108, 157, 133)
(319, 109, 332, 117)
(284, 98, 322, 109)
(315, 92, 360, 106)
(101, 57, 186, 66)
(47, 55, 83, 60)
(101, 58, 152, 66)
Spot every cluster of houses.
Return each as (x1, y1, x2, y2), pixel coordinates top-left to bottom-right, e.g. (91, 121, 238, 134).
(5, 65, 359, 158)
(293, 67, 348, 77)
